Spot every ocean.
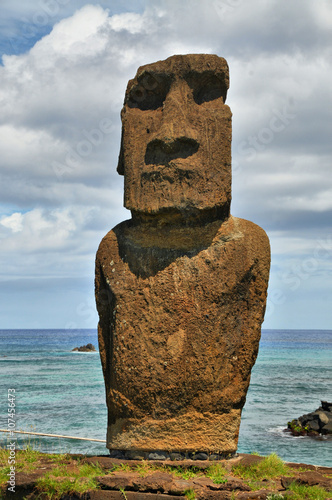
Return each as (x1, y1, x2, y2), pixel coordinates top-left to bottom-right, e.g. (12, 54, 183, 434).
(0, 329, 331, 466)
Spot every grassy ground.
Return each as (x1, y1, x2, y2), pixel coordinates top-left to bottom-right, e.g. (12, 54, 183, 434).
(0, 447, 331, 500)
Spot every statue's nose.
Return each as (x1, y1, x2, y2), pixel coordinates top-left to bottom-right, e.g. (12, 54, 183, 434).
(145, 81, 199, 164)
(160, 81, 197, 136)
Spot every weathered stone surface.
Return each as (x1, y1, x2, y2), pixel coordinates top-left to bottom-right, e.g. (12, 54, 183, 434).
(193, 452, 209, 461)
(95, 54, 270, 454)
(120, 495, 185, 500)
(192, 475, 251, 493)
(98, 471, 195, 496)
(119, 495, 185, 500)
(0, 471, 47, 500)
(126, 450, 148, 460)
(118, 54, 231, 217)
(235, 491, 274, 500)
(133, 472, 174, 493)
(281, 471, 332, 491)
(322, 421, 332, 434)
(11, 471, 46, 489)
(195, 492, 232, 500)
(219, 478, 251, 492)
(297, 471, 332, 490)
(148, 451, 169, 461)
(85, 493, 186, 500)
(284, 462, 316, 471)
(97, 472, 140, 490)
(192, 477, 217, 489)
(167, 478, 195, 495)
(83, 493, 128, 500)
(169, 452, 185, 461)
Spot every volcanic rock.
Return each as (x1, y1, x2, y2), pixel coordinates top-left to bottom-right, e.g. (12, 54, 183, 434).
(287, 401, 332, 436)
(72, 343, 96, 352)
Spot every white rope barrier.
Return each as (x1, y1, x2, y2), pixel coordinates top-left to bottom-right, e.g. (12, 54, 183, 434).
(0, 428, 106, 443)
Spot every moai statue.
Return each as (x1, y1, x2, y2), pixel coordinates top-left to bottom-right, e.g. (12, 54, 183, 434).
(95, 54, 270, 458)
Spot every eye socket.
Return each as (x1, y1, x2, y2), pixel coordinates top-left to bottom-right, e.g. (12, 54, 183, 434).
(187, 73, 227, 105)
(126, 72, 171, 110)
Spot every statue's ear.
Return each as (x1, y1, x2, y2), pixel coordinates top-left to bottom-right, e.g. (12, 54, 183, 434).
(117, 130, 124, 175)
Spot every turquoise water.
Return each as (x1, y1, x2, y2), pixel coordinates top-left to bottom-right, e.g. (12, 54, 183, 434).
(0, 329, 331, 466)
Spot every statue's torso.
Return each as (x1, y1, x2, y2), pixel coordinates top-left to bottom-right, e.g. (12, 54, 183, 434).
(96, 216, 270, 425)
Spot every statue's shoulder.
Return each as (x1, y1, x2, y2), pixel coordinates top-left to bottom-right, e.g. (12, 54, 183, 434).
(213, 216, 270, 275)
(96, 219, 131, 261)
(230, 216, 270, 249)
(231, 215, 270, 276)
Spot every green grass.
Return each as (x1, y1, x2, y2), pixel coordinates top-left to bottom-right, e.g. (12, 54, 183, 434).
(184, 488, 197, 499)
(206, 463, 228, 484)
(1, 447, 330, 500)
(233, 453, 289, 481)
(0, 446, 69, 489)
(169, 465, 202, 481)
(287, 482, 330, 500)
(119, 486, 128, 499)
(0, 446, 101, 500)
(232, 452, 290, 491)
(110, 462, 133, 473)
(35, 462, 104, 499)
(134, 460, 158, 477)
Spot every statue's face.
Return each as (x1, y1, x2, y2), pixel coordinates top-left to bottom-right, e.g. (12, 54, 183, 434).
(118, 54, 232, 216)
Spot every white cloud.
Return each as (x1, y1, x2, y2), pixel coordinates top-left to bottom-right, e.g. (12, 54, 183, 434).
(0, 3, 220, 211)
(0, 124, 62, 175)
(0, 1, 331, 328)
(109, 12, 150, 34)
(42, 4, 109, 55)
(0, 206, 109, 285)
(1, 207, 80, 252)
(312, 0, 332, 30)
(0, 212, 23, 233)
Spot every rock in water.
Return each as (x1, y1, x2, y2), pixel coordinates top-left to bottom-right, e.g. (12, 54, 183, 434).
(287, 401, 332, 436)
(72, 343, 96, 352)
(95, 54, 270, 455)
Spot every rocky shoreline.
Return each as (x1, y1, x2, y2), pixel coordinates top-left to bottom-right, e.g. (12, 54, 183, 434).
(287, 401, 332, 437)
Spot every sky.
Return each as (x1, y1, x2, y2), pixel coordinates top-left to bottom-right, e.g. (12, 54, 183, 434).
(0, 0, 331, 330)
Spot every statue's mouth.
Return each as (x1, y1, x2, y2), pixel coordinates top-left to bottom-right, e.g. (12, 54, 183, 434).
(144, 137, 199, 166)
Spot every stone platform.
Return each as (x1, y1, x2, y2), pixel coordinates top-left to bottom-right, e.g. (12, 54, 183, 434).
(4, 451, 331, 500)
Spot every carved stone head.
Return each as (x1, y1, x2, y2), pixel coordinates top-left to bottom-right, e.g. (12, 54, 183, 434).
(117, 54, 232, 220)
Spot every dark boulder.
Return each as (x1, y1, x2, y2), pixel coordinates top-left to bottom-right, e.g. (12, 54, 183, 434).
(287, 401, 332, 436)
(72, 343, 96, 352)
